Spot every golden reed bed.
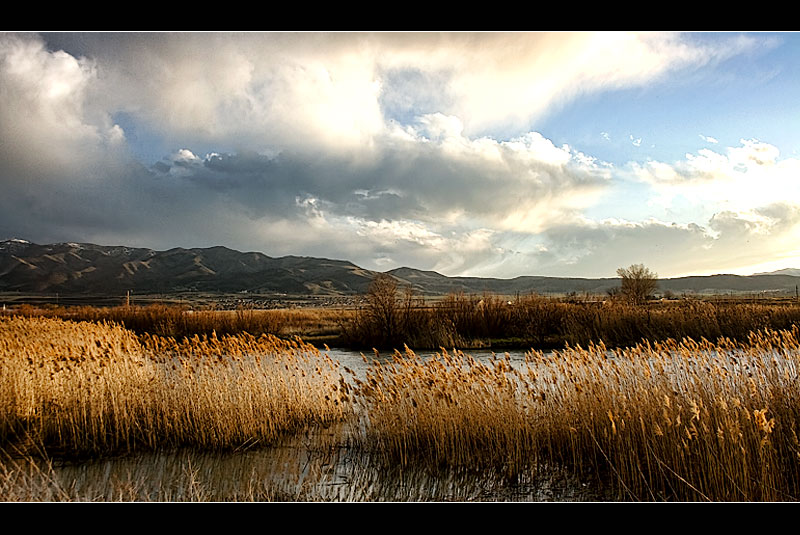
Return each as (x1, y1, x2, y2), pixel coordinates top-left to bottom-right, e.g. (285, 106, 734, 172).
(350, 328, 800, 501)
(0, 315, 349, 458)
(11, 297, 800, 351)
(2, 314, 800, 500)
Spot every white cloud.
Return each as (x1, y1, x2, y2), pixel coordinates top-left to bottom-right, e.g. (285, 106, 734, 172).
(428, 32, 760, 136)
(24, 32, 763, 155)
(0, 33, 124, 177)
(352, 218, 447, 249)
(632, 139, 800, 216)
(523, 204, 800, 278)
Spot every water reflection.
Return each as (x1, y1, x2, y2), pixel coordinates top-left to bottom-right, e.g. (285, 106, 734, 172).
(323, 347, 534, 380)
(39, 429, 605, 502)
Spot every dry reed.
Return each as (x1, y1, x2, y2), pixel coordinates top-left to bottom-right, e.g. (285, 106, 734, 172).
(11, 296, 800, 352)
(4, 307, 800, 501)
(341, 291, 800, 350)
(0, 315, 350, 458)
(349, 326, 800, 501)
(6, 303, 348, 340)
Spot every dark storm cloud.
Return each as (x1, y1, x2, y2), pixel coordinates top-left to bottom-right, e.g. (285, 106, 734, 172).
(140, 133, 607, 231)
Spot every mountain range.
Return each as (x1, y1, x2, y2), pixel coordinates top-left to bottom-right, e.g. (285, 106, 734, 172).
(1, 239, 799, 298)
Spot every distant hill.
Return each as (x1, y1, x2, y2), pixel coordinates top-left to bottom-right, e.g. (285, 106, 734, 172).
(0, 239, 377, 296)
(755, 268, 800, 277)
(387, 267, 800, 297)
(657, 273, 800, 296)
(1, 239, 799, 298)
(386, 267, 620, 296)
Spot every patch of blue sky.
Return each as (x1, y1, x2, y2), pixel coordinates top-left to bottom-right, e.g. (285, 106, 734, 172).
(377, 65, 454, 128)
(536, 32, 800, 167)
(111, 112, 171, 165)
(112, 111, 237, 167)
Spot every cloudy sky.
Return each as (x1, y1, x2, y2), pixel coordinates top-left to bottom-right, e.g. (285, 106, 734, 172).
(2, 31, 799, 278)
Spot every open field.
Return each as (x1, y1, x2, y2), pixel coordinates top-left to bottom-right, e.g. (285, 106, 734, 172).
(2, 312, 800, 501)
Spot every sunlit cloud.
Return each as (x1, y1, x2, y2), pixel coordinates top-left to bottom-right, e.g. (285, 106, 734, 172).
(29, 32, 762, 152)
(632, 139, 800, 216)
(0, 31, 795, 279)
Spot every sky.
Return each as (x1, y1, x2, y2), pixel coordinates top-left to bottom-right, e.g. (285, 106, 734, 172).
(1, 31, 799, 279)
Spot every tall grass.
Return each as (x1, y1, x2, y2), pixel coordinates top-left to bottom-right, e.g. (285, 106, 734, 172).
(6, 303, 347, 340)
(341, 291, 800, 350)
(350, 327, 800, 501)
(0, 315, 350, 458)
(11, 295, 800, 351)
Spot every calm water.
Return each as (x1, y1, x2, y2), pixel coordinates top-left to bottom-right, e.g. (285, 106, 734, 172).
(323, 346, 533, 377)
(34, 345, 609, 502)
(41, 441, 604, 502)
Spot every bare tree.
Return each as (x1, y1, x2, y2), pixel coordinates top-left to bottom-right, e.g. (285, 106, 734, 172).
(616, 264, 658, 305)
(364, 273, 401, 344)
